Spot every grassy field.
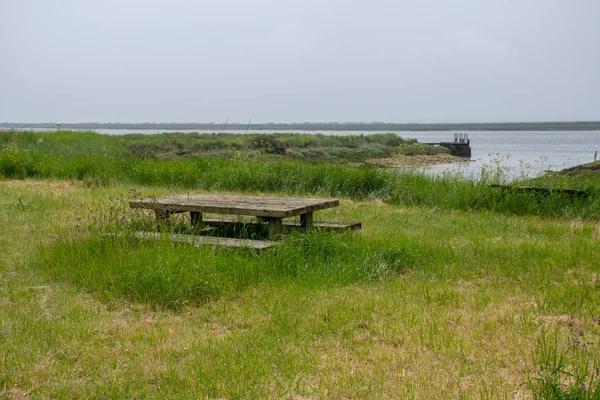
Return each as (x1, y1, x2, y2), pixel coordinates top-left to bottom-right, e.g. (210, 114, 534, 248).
(1, 131, 599, 398)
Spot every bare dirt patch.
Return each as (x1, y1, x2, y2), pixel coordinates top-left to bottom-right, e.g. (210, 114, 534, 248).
(365, 153, 472, 168)
(1, 179, 79, 193)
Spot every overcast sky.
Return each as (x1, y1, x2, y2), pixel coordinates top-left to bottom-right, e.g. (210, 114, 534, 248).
(1, 0, 599, 123)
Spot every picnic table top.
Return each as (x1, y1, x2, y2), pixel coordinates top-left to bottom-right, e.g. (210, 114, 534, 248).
(130, 194, 339, 218)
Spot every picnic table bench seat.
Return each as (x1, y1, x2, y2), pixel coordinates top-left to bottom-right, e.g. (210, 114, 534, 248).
(199, 216, 361, 231)
(132, 231, 277, 250)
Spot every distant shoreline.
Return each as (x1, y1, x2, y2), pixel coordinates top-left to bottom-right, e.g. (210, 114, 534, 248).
(2, 121, 600, 132)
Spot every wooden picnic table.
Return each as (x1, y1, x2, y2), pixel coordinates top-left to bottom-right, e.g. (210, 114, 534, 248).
(130, 195, 341, 238)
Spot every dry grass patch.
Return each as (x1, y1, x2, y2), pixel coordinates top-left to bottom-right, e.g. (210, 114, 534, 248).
(2, 179, 79, 191)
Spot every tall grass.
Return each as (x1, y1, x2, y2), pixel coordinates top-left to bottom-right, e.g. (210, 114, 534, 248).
(2, 130, 599, 219)
(0, 130, 127, 157)
(36, 228, 416, 308)
(117, 131, 407, 159)
(390, 171, 600, 219)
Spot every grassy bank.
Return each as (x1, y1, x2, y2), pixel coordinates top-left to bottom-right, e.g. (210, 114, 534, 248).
(1, 180, 599, 398)
(529, 161, 600, 191)
(118, 131, 440, 160)
(1, 129, 449, 161)
(2, 130, 599, 219)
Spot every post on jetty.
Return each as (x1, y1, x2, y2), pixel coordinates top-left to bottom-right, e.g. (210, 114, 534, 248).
(425, 133, 472, 158)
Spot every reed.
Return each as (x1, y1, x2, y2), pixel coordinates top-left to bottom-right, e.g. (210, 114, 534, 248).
(2, 130, 599, 219)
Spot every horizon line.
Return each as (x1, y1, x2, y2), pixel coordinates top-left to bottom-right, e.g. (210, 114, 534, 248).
(2, 120, 600, 125)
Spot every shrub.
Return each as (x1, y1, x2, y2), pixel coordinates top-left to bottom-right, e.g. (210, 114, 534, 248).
(398, 142, 450, 156)
(252, 135, 288, 155)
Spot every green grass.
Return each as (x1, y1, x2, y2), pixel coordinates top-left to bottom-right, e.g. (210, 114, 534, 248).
(36, 229, 415, 308)
(398, 141, 450, 156)
(0, 129, 127, 157)
(1, 131, 600, 397)
(2, 130, 599, 219)
(1, 180, 599, 398)
(528, 328, 600, 399)
(117, 131, 408, 159)
(529, 161, 600, 192)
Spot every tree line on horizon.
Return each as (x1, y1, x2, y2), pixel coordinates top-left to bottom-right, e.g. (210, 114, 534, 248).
(2, 121, 600, 131)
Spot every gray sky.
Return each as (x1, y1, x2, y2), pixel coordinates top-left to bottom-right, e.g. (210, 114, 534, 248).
(1, 0, 599, 123)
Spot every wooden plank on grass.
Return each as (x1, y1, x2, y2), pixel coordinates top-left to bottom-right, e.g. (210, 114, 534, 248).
(132, 231, 277, 250)
(489, 184, 590, 196)
(200, 216, 362, 231)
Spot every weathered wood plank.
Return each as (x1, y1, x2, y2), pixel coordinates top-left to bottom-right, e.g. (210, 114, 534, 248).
(265, 217, 283, 237)
(131, 231, 277, 249)
(489, 184, 590, 196)
(300, 212, 313, 228)
(190, 211, 203, 226)
(130, 195, 340, 218)
(200, 216, 362, 231)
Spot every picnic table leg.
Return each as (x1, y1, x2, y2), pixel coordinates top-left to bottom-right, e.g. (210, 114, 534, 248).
(154, 209, 171, 221)
(265, 217, 282, 238)
(300, 212, 314, 228)
(190, 212, 203, 227)
(154, 209, 171, 231)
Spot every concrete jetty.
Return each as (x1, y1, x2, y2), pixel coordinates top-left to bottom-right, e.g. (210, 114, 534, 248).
(425, 133, 472, 158)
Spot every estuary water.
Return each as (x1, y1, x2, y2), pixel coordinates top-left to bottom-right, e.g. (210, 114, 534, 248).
(5, 128, 599, 179)
(394, 130, 599, 179)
